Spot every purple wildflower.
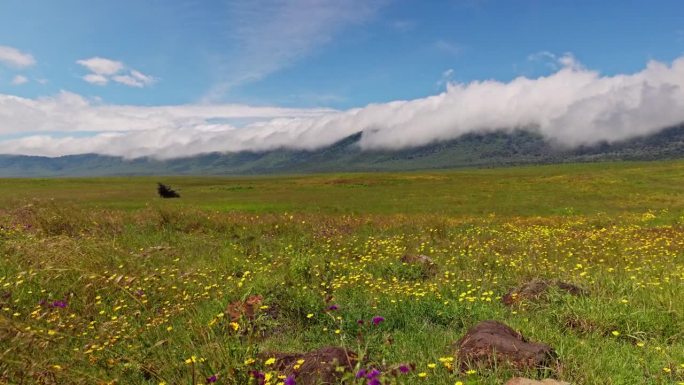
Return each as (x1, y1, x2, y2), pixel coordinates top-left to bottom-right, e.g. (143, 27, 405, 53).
(206, 374, 217, 383)
(355, 369, 367, 378)
(357, 319, 364, 325)
(50, 300, 67, 308)
(366, 369, 381, 379)
(250, 370, 266, 385)
(327, 304, 339, 311)
(250, 370, 264, 378)
(398, 364, 411, 374)
(372, 316, 385, 326)
(284, 375, 296, 385)
(368, 379, 381, 385)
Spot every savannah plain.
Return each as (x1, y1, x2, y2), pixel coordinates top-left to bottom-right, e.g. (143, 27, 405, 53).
(1, 160, 683, 385)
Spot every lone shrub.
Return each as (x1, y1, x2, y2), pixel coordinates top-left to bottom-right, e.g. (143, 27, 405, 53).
(157, 183, 180, 198)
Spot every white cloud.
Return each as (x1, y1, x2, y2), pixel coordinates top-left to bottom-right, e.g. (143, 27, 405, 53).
(528, 51, 557, 62)
(204, 0, 383, 100)
(77, 57, 155, 88)
(131, 70, 154, 83)
(83, 73, 109, 86)
(0, 45, 36, 68)
(11, 75, 28, 85)
(557, 53, 582, 70)
(112, 75, 140, 87)
(528, 51, 581, 71)
(1, 55, 684, 158)
(112, 70, 155, 88)
(0, 90, 332, 144)
(436, 68, 454, 87)
(76, 57, 123, 75)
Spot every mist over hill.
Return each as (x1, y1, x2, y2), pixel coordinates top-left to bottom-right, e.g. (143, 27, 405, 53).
(1, 124, 683, 177)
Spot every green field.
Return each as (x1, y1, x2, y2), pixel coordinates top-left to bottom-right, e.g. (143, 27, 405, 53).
(1, 160, 683, 385)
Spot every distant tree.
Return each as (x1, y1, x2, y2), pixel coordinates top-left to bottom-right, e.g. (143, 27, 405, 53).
(157, 183, 180, 198)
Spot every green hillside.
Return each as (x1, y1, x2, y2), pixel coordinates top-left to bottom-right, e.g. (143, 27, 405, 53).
(1, 125, 684, 177)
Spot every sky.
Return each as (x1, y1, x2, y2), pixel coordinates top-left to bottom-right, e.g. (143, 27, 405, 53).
(1, 0, 684, 158)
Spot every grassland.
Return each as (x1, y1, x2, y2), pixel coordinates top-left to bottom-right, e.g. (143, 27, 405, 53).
(1, 160, 683, 385)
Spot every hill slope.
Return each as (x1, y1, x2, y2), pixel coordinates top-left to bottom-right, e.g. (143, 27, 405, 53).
(1, 125, 684, 176)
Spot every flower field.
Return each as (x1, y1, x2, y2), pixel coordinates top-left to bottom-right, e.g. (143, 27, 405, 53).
(1, 161, 683, 384)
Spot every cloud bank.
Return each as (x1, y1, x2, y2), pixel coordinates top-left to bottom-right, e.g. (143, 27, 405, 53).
(77, 57, 155, 87)
(1, 56, 684, 159)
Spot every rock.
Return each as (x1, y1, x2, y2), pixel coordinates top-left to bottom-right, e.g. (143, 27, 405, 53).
(401, 254, 434, 265)
(261, 346, 357, 385)
(505, 377, 571, 385)
(455, 320, 557, 371)
(503, 279, 586, 306)
(226, 295, 263, 322)
(400, 254, 438, 277)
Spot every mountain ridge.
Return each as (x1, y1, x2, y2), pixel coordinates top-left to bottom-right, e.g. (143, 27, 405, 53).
(1, 125, 683, 177)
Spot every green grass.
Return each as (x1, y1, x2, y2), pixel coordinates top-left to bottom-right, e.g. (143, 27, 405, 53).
(1, 160, 683, 216)
(1, 160, 683, 384)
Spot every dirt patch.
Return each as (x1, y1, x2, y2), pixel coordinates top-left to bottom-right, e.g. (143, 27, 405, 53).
(261, 346, 358, 385)
(502, 279, 585, 306)
(561, 314, 602, 335)
(455, 320, 557, 371)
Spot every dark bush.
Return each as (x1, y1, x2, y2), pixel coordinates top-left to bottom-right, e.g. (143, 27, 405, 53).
(157, 183, 180, 198)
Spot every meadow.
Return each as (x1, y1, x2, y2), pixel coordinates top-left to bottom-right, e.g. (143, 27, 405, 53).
(1, 160, 683, 385)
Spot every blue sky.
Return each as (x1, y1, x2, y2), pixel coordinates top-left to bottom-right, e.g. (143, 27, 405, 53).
(2, 0, 682, 108)
(1, 1, 684, 158)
